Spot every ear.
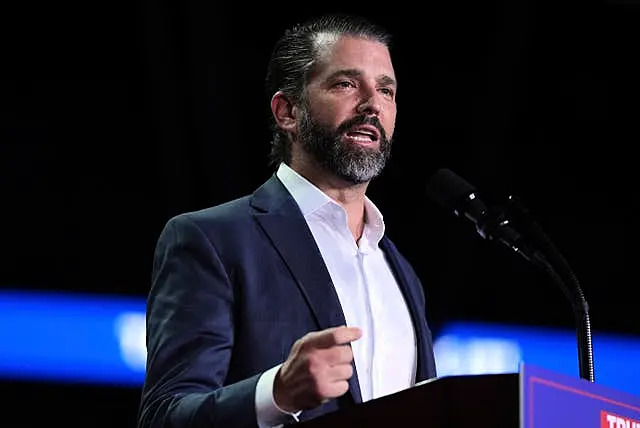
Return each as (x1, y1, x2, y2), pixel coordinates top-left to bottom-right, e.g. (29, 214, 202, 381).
(271, 91, 299, 134)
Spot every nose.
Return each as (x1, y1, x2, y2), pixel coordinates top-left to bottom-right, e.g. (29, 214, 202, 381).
(356, 91, 382, 116)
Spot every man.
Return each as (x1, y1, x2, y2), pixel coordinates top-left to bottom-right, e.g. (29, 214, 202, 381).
(138, 13, 437, 428)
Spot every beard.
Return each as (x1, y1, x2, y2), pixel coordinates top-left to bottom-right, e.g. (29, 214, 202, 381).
(297, 108, 392, 184)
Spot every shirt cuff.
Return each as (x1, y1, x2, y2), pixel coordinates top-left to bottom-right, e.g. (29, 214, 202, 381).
(255, 364, 302, 428)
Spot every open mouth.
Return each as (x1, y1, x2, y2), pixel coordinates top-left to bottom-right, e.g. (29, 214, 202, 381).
(344, 125, 380, 144)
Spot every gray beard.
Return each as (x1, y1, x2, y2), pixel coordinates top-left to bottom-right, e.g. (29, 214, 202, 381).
(297, 109, 392, 184)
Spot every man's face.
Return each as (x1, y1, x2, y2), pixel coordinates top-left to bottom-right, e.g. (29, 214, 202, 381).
(296, 36, 397, 184)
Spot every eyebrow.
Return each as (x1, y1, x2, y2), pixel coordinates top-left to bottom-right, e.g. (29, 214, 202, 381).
(326, 68, 397, 88)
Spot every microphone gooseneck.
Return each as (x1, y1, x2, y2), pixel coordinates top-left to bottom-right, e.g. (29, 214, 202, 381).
(504, 195, 595, 383)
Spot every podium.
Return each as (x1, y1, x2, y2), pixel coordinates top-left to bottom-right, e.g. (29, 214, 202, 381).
(297, 364, 640, 428)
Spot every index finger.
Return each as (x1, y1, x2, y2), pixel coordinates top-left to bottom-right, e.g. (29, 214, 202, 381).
(307, 326, 362, 349)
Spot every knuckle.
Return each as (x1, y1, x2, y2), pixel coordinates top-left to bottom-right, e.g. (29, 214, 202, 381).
(290, 341, 302, 355)
(292, 340, 307, 355)
(327, 347, 340, 361)
(344, 364, 353, 378)
(297, 333, 314, 350)
(342, 345, 353, 360)
(313, 379, 329, 400)
(306, 352, 325, 376)
(316, 381, 332, 398)
(330, 329, 342, 344)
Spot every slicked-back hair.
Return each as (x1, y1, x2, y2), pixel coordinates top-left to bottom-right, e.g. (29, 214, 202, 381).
(265, 13, 392, 166)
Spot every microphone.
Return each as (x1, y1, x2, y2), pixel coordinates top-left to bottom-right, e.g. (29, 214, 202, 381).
(425, 168, 538, 262)
(426, 167, 595, 383)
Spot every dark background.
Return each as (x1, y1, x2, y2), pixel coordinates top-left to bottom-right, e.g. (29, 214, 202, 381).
(1, 1, 638, 426)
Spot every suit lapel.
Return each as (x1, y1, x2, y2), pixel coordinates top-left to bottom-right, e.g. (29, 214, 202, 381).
(255, 213, 346, 329)
(379, 237, 431, 383)
(250, 175, 363, 404)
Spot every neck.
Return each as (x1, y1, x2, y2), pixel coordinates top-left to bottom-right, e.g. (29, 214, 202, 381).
(289, 158, 368, 242)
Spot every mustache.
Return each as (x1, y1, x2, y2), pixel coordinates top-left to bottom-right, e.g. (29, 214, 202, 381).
(336, 115, 387, 141)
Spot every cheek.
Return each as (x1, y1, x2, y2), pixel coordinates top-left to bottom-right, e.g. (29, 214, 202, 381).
(309, 101, 343, 128)
(383, 113, 396, 138)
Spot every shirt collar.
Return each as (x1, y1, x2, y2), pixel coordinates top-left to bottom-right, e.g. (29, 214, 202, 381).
(276, 163, 386, 247)
(276, 162, 336, 216)
(361, 199, 385, 251)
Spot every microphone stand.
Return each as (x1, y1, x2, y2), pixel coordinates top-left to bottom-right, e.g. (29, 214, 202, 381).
(497, 196, 595, 383)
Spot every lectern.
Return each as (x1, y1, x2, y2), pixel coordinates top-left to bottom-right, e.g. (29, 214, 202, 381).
(296, 364, 640, 428)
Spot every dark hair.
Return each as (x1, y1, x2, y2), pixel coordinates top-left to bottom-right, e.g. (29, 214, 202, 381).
(265, 13, 392, 166)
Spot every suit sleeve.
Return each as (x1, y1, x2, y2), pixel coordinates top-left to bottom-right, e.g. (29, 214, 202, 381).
(137, 214, 260, 428)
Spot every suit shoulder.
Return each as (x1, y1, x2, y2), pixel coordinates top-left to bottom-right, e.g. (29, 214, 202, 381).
(165, 195, 253, 232)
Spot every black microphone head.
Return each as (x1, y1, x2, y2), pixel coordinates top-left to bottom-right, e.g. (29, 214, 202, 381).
(425, 168, 477, 212)
(426, 168, 537, 258)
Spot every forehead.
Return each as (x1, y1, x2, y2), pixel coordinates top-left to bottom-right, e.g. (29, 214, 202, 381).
(310, 35, 395, 82)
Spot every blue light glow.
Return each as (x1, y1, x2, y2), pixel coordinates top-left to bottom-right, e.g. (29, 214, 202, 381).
(433, 321, 640, 397)
(0, 290, 146, 386)
(1, 289, 639, 396)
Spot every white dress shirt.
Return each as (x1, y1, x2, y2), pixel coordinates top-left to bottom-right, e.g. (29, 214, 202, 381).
(255, 163, 417, 427)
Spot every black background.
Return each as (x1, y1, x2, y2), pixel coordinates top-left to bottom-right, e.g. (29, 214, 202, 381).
(1, 1, 638, 426)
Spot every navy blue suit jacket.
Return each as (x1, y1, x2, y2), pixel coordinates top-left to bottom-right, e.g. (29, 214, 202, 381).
(138, 174, 437, 428)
